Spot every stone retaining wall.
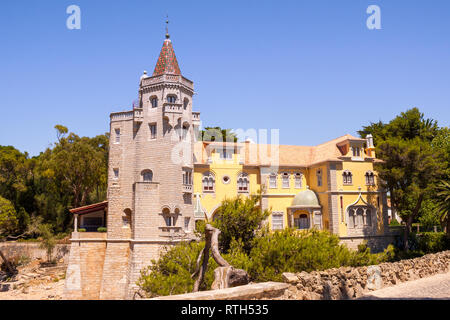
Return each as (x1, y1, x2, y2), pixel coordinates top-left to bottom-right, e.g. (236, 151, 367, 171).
(146, 251, 450, 300)
(280, 250, 450, 300)
(0, 242, 70, 264)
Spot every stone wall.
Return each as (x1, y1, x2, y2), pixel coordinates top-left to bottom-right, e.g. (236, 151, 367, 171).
(146, 251, 450, 300)
(0, 242, 70, 263)
(280, 250, 450, 300)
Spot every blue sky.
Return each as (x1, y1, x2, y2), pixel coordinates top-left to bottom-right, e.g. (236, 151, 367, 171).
(0, 0, 449, 156)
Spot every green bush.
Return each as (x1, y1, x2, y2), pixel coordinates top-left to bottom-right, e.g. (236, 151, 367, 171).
(415, 232, 450, 253)
(78, 228, 86, 232)
(137, 241, 218, 298)
(212, 194, 270, 254)
(389, 218, 401, 226)
(97, 227, 107, 233)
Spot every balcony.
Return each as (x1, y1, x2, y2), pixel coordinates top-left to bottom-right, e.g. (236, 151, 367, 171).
(134, 108, 144, 122)
(164, 104, 183, 114)
(183, 184, 193, 193)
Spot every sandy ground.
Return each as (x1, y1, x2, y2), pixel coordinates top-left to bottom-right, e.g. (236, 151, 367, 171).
(0, 260, 66, 300)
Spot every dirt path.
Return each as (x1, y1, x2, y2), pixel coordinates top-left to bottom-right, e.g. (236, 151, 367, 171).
(360, 272, 450, 300)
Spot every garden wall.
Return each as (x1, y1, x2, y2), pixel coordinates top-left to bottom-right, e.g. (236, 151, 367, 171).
(148, 250, 450, 300)
(0, 242, 70, 264)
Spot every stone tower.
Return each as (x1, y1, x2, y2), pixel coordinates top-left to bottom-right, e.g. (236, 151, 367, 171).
(98, 30, 199, 299)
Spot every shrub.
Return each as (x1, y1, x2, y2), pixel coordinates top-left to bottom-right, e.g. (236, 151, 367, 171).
(137, 241, 218, 298)
(97, 227, 107, 233)
(78, 228, 86, 232)
(415, 232, 450, 253)
(389, 218, 401, 226)
(212, 194, 270, 254)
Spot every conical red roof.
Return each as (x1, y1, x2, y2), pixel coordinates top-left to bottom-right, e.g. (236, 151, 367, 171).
(153, 39, 181, 76)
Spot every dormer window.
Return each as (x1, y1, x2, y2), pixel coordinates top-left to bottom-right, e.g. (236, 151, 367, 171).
(151, 97, 158, 108)
(343, 170, 353, 185)
(167, 95, 177, 103)
(352, 147, 361, 157)
(219, 148, 232, 160)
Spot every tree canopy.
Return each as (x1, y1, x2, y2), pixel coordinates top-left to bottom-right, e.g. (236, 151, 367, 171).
(359, 108, 448, 248)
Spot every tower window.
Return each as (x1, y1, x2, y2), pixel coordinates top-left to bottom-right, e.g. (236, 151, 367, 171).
(183, 99, 189, 110)
(142, 170, 153, 182)
(167, 95, 177, 103)
(183, 169, 192, 185)
(149, 123, 157, 140)
(151, 97, 158, 108)
(115, 128, 121, 143)
(113, 168, 119, 180)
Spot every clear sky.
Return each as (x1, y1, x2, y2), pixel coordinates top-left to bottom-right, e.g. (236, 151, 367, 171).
(0, 0, 449, 156)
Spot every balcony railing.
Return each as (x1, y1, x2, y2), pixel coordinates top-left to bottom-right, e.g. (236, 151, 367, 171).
(182, 184, 193, 193)
(164, 104, 183, 114)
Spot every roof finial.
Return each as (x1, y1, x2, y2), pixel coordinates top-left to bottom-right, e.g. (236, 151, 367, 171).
(165, 15, 170, 39)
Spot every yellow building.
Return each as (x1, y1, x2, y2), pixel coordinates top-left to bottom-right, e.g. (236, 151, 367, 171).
(192, 134, 393, 251)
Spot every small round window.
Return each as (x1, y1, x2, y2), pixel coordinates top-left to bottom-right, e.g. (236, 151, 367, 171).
(222, 176, 230, 184)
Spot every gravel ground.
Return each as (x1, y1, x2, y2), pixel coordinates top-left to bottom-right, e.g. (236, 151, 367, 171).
(360, 272, 450, 300)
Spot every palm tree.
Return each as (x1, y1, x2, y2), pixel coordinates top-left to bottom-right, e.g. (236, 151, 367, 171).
(435, 180, 450, 234)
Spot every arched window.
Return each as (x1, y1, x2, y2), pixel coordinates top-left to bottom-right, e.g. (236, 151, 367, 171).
(150, 97, 158, 108)
(316, 169, 322, 187)
(142, 170, 153, 182)
(343, 170, 353, 185)
(167, 95, 177, 103)
(365, 171, 375, 185)
(282, 172, 290, 188)
(202, 172, 215, 192)
(183, 169, 192, 185)
(238, 173, 249, 193)
(162, 208, 175, 227)
(183, 98, 189, 110)
(347, 206, 374, 228)
(123, 209, 132, 228)
(294, 173, 302, 188)
(269, 173, 277, 189)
